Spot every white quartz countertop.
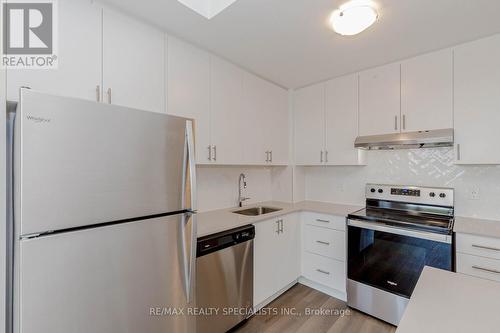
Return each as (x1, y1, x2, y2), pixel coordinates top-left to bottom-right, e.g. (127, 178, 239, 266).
(396, 267, 500, 333)
(196, 201, 362, 237)
(454, 216, 500, 238)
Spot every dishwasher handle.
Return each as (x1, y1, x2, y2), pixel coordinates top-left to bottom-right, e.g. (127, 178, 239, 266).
(197, 225, 255, 258)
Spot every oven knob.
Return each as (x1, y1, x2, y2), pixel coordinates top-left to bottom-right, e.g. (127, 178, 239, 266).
(440, 193, 446, 198)
(429, 192, 436, 198)
(371, 188, 376, 193)
(378, 189, 384, 193)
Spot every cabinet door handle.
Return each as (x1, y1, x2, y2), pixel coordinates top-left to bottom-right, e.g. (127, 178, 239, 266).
(394, 115, 398, 131)
(472, 265, 500, 275)
(213, 145, 217, 161)
(107, 88, 112, 104)
(456, 144, 461, 161)
(320, 151, 323, 163)
(316, 240, 330, 246)
(316, 269, 330, 275)
(276, 220, 280, 234)
(316, 219, 330, 223)
(270, 151, 273, 163)
(96, 85, 101, 102)
(208, 146, 212, 161)
(403, 114, 406, 130)
(325, 151, 328, 163)
(265, 151, 269, 163)
(472, 244, 500, 252)
(279, 219, 284, 233)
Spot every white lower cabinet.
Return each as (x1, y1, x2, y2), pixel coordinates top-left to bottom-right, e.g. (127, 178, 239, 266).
(304, 225, 345, 261)
(254, 211, 348, 308)
(456, 233, 500, 282)
(302, 252, 346, 291)
(253, 214, 300, 307)
(457, 253, 500, 283)
(300, 212, 347, 298)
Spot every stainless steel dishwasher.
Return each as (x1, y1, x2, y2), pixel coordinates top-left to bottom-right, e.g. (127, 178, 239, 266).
(196, 225, 254, 333)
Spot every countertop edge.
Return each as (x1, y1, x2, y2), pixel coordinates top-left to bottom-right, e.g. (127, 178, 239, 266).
(196, 201, 363, 237)
(396, 266, 500, 333)
(453, 215, 500, 239)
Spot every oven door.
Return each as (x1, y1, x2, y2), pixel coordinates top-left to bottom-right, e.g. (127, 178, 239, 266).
(347, 219, 453, 298)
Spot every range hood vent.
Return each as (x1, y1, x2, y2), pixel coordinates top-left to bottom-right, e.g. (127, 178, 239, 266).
(354, 129, 454, 150)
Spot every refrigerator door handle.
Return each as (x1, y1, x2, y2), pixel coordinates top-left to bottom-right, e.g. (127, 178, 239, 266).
(181, 120, 197, 304)
(183, 120, 197, 211)
(180, 212, 197, 304)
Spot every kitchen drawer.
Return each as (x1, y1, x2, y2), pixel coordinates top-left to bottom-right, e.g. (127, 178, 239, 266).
(304, 225, 345, 261)
(457, 252, 500, 283)
(302, 252, 346, 291)
(302, 212, 345, 231)
(456, 233, 500, 260)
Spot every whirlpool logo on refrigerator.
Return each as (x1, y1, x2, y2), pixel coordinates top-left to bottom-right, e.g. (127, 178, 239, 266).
(2, 0, 58, 69)
(26, 115, 51, 123)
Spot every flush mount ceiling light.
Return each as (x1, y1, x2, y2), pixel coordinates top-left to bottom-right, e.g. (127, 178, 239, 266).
(329, 0, 378, 36)
(177, 0, 239, 20)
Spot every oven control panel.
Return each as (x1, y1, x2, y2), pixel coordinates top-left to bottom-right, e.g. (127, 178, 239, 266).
(366, 184, 454, 206)
(390, 188, 420, 197)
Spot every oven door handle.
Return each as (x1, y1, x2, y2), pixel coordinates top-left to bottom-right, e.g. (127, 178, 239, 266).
(347, 219, 452, 244)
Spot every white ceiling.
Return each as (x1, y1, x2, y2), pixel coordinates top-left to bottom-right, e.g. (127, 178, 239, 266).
(100, 0, 500, 89)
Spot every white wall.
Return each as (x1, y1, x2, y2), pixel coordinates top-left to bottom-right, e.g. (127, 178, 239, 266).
(303, 147, 500, 220)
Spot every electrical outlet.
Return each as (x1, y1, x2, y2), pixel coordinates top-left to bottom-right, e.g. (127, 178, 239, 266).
(470, 187, 480, 200)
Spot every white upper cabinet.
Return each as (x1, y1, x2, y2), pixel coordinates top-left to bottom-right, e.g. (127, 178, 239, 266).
(210, 56, 245, 164)
(294, 78, 363, 166)
(359, 63, 401, 136)
(166, 36, 211, 164)
(266, 85, 289, 165)
(325, 74, 365, 165)
(401, 49, 453, 132)
(102, 10, 165, 113)
(294, 83, 325, 165)
(7, 0, 102, 101)
(454, 34, 500, 164)
(243, 73, 289, 165)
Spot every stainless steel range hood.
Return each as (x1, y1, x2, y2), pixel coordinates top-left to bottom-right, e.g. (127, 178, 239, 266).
(354, 129, 454, 150)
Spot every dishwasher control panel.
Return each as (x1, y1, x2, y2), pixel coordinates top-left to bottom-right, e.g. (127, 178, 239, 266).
(197, 225, 255, 258)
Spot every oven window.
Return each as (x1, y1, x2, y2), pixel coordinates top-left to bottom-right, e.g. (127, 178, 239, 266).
(348, 225, 452, 298)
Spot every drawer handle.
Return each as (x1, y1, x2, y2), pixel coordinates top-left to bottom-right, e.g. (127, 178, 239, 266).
(316, 240, 330, 246)
(316, 219, 330, 223)
(472, 244, 500, 252)
(472, 265, 500, 275)
(316, 269, 330, 275)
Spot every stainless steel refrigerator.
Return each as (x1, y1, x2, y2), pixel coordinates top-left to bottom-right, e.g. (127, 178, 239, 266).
(6, 89, 197, 333)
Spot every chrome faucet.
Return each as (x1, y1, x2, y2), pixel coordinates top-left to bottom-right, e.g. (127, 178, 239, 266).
(238, 173, 250, 207)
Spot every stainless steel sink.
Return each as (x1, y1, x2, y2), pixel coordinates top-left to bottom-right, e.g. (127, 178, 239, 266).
(232, 206, 282, 216)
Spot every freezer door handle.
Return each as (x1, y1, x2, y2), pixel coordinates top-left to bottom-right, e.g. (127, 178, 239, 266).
(181, 212, 197, 304)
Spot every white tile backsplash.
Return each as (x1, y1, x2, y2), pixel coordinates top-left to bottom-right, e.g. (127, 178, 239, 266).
(304, 148, 500, 220)
(196, 166, 273, 212)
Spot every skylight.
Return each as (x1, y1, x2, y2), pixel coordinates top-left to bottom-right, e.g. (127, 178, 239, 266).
(177, 0, 239, 19)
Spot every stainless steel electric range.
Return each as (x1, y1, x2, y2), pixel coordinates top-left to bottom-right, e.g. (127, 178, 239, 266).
(347, 184, 454, 326)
